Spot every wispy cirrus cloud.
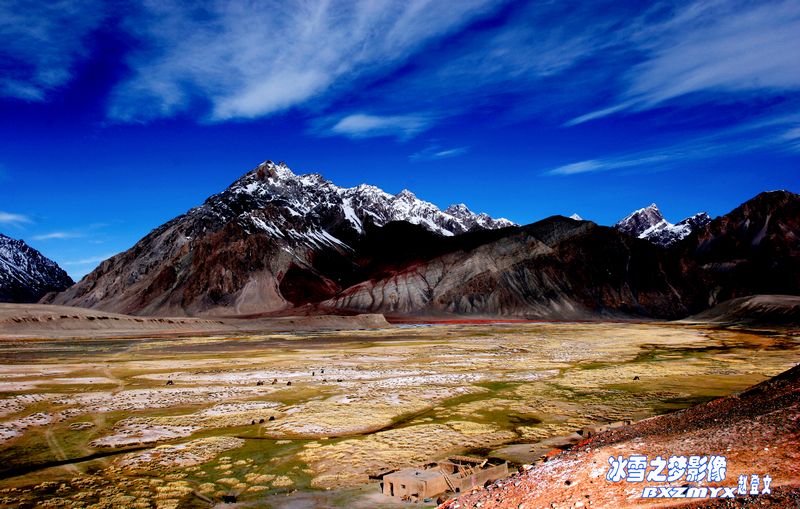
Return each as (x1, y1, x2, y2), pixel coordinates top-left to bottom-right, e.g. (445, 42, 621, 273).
(326, 113, 434, 140)
(108, 0, 505, 122)
(0, 211, 32, 227)
(62, 254, 114, 267)
(568, 0, 800, 125)
(32, 232, 85, 241)
(352, 1, 627, 125)
(410, 145, 469, 162)
(547, 113, 800, 176)
(314, 0, 800, 135)
(545, 156, 670, 176)
(4, 0, 798, 172)
(0, 0, 105, 101)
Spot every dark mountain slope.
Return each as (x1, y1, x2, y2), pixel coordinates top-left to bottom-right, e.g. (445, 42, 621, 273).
(679, 190, 800, 305)
(325, 217, 702, 319)
(0, 234, 73, 303)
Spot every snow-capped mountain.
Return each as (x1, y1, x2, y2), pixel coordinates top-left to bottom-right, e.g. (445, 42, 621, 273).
(615, 204, 664, 237)
(216, 161, 514, 240)
(46, 160, 514, 315)
(0, 233, 73, 303)
(615, 204, 711, 247)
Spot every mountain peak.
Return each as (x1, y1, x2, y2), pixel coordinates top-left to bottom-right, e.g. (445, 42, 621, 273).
(615, 204, 711, 247)
(255, 160, 296, 181)
(445, 203, 472, 216)
(616, 203, 665, 238)
(395, 189, 417, 201)
(46, 159, 519, 315)
(676, 212, 711, 228)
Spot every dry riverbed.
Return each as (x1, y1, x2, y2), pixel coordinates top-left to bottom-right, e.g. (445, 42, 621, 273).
(0, 322, 797, 508)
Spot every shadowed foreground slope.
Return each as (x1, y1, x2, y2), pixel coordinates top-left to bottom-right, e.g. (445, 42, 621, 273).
(683, 294, 800, 326)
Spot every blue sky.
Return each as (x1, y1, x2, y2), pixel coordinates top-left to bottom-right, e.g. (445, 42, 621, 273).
(1, 0, 799, 279)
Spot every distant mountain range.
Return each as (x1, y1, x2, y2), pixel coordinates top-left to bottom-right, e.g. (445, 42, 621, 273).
(0, 234, 73, 303)
(19, 160, 800, 319)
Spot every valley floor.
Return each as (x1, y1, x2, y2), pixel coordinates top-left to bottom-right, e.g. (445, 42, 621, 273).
(0, 318, 797, 508)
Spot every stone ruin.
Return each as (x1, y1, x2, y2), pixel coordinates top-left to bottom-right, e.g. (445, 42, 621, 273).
(380, 456, 508, 501)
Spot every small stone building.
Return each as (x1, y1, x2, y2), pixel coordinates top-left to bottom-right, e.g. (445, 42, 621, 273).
(381, 456, 508, 500)
(580, 420, 631, 438)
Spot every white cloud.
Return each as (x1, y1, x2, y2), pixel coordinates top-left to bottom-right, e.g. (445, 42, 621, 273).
(108, 0, 504, 121)
(782, 126, 800, 140)
(563, 103, 632, 127)
(0, 0, 105, 100)
(569, 0, 800, 124)
(328, 113, 433, 139)
(4, 0, 796, 154)
(62, 254, 114, 266)
(547, 113, 800, 175)
(431, 147, 468, 159)
(0, 211, 32, 226)
(545, 156, 671, 176)
(32, 232, 84, 241)
(410, 145, 469, 161)
(546, 160, 603, 176)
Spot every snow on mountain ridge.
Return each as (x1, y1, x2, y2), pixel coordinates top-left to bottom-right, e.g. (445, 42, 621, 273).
(616, 203, 665, 236)
(615, 204, 711, 247)
(218, 160, 515, 241)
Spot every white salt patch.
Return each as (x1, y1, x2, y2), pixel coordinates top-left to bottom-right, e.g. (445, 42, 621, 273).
(197, 401, 280, 417)
(91, 420, 198, 448)
(0, 412, 57, 444)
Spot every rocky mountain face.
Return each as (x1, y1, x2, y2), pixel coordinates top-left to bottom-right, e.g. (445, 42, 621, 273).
(324, 216, 701, 319)
(0, 234, 73, 303)
(615, 203, 664, 237)
(615, 204, 711, 247)
(45, 159, 799, 319)
(679, 190, 800, 305)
